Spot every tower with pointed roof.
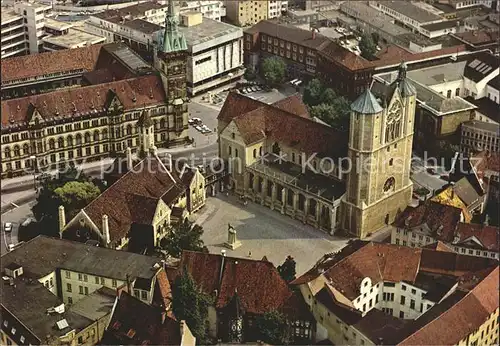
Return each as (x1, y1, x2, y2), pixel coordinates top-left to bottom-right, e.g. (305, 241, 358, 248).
(341, 62, 417, 239)
(153, 0, 189, 146)
(137, 108, 155, 157)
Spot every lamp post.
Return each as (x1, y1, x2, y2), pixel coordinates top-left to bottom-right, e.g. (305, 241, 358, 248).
(29, 155, 37, 191)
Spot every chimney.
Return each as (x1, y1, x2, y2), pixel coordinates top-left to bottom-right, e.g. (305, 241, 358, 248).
(126, 147, 133, 171)
(58, 205, 66, 236)
(102, 214, 110, 246)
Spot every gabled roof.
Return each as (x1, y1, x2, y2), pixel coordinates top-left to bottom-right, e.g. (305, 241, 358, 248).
(81, 155, 185, 244)
(1, 75, 166, 128)
(455, 223, 499, 251)
(100, 291, 182, 345)
(431, 185, 473, 222)
(170, 251, 295, 315)
(463, 51, 499, 83)
(398, 267, 499, 345)
(219, 92, 347, 158)
(271, 94, 310, 118)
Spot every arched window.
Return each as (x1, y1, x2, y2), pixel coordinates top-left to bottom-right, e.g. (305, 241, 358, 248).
(49, 139, 55, 150)
(253, 148, 257, 158)
(259, 146, 262, 156)
(67, 135, 74, 147)
(383, 177, 396, 193)
(93, 130, 99, 142)
(58, 137, 64, 149)
(272, 142, 280, 155)
(4, 147, 11, 158)
(13, 145, 20, 157)
(76, 134, 82, 145)
(102, 129, 108, 140)
(228, 146, 232, 155)
(84, 132, 91, 143)
(23, 144, 29, 155)
(235, 148, 238, 158)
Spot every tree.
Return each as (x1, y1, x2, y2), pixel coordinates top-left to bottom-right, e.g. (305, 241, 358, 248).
(277, 255, 296, 283)
(255, 311, 291, 345)
(261, 56, 286, 86)
(359, 33, 377, 60)
(320, 87, 338, 105)
(160, 220, 207, 258)
(371, 32, 380, 46)
(303, 78, 324, 107)
(310, 98, 351, 132)
(244, 68, 256, 81)
(172, 270, 213, 344)
(31, 168, 102, 238)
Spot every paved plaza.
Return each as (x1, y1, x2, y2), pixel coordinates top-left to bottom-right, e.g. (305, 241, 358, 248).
(192, 194, 351, 276)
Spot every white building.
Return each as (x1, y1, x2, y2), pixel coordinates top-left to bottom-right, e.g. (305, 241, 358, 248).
(463, 51, 499, 100)
(179, 0, 225, 21)
(268, 0, 288, 18)
(1, 1, 51, 58)
(176, 12, 244, 95)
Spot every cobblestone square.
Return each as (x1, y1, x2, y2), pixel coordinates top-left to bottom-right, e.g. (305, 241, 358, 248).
(192, 194, 351, 275)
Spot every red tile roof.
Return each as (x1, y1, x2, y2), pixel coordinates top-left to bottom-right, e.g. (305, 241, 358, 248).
(399, 267, 499, 345)
(81, 155, 185, 244)
(173, 251, 295, 315)
(219, 92, 347, 158)
(1, 75, 166, 128)
(393, 201, 463, 241)
(271, 94, 310, 118)
(422, 241, 457, 253)
(152, 268, 172, 311)
(455, 223, 499, 251)
(419, 249, 498, 277)
(453, 30, 499, 46)
(1, 44, 103, 82)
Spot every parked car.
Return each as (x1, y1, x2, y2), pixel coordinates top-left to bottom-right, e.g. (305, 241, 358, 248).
(188, 119, 195, 125)
(192, 117, 201, 124)
(4, 222, 12, 233)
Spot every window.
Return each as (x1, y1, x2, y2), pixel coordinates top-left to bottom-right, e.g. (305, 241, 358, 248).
(384, 282, 396, 287)
(141, 291, 147, 300)
(78, 336, 83, 344)
(134, 289, 140, 298)
(401, 284, 406, 291)
(11, 328, 16, 335)
(78, 273, 83, 281)
(20, 336, 25, 343)
(85, 287, 89, 295)
(83, 274, 88, 282)
(399, 311, 404, 318)
(410, 299, 415, 309)
(3, 320, 7, 327)
(363, 303, 366, 311)
(67, 283, 72, 292)
(411, 288, 416, 294)
(68, 297, 73, 304)
(101, 277, 105, 285)
(95, 277, 100, 284)
(79, 286, 84, 294)
(400, 296, 406, 305)
(112, 279, 117, 287)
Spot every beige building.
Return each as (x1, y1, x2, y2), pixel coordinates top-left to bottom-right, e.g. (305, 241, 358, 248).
(1, 236, 173, 345)
(218, 63, 416, 238)
(292, 240, 499, 345)
(225, 0, 268, 27)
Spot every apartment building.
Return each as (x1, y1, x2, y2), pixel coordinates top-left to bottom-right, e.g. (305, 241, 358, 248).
(268, 0, 288, 18)
(180, 0, 225, 21)
(0, 9, 28, 59)
(391, 201, 499, 260)
(461, 120, 499, 155)
(178, 12, 244, 95)
(225, 0, 268, 27)
(292, 240, 499, 345)
(0, 236, 173, 346)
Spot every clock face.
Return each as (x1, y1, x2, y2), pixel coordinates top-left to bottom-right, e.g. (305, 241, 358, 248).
(387, 101, 402, 123)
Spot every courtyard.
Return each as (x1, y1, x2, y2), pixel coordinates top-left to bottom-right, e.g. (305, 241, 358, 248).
(192, 194, 351, 275)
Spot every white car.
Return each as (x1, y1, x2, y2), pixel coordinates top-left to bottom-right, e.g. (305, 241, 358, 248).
(4, 222, 12, 233)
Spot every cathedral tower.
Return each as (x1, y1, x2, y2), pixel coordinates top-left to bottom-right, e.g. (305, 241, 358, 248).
(341, 63, 416, 239)
(153, 0, 189, 145)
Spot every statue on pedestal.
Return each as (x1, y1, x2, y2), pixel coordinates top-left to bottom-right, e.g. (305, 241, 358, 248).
(224, 223, 242, 250)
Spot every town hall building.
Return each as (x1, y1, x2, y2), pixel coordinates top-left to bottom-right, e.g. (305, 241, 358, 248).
(218, 63, 416, 239)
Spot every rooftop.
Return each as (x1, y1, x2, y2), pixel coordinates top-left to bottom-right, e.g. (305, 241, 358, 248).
(93, 1, 167, 21)
(452, 30, 499, 46)
(464, 51, 499, 83)
(421, 20, 462, 32)
(0, 236, 161, 281)
(407, 61, 467, 86)
(462, 119, 500, 133)
(44, 18, 73, 31)
(69, 287, 116, 321)
(487, 75, 500, 90)
(376, 1, 443, 24)
(179, 17, 241, 47)
(42, 28, 105, 49)
(0, 10, 22, 24)
(1, 276, 92, 344)
(245, 20, 332, 50)
(123, 18, 163, 34)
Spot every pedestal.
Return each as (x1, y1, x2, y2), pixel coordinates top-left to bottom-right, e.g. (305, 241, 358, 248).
(224, 228, 242, 250)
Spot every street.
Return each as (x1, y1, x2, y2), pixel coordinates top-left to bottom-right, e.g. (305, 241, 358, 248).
(1, 201, 34, 255)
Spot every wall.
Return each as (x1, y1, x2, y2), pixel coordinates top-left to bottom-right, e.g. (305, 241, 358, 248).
(463, 68, 499, 99)
(426, 80, 463, 98)
(458, 308, 499, 345)
(38, 271, 58, 296)
(152, 199, 171, 247)
(486, 84, 499, 103)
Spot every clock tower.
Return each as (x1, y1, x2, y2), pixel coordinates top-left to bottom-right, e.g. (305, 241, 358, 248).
(153, 0, 189, 146)
(341, 63, 416, 239)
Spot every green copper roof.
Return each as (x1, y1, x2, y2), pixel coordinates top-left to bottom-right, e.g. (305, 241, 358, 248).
(351, 88, 384, 114)
(159, 0, 187, 53)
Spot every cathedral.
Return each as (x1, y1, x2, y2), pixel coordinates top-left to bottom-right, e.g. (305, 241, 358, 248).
(217, 63, 416, 239)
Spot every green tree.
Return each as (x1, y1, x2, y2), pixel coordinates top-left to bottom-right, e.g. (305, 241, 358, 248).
(320, 87, 338, 105)
(261, 56, 286, 86)
(303, 78, 324, 107)
(31, 168, 102, 238)
(160, 220, 207, 258)
(172, 270, 213, 343)
(371, 32, 380, 45)
(310, 98, 351, 132)
(359, 33, 377, 60)
(244, 68, 256, 81)
(255, 311, 291, 345)
(277, 255, 296, 283)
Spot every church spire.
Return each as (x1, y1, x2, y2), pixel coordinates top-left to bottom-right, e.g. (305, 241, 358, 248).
(159, 0, 188, 53)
